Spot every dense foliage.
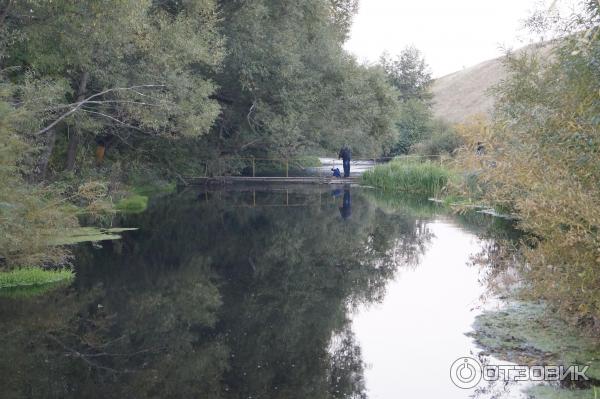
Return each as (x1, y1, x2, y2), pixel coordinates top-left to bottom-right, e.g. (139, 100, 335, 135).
(215, 0, 399, 158)
(0, 0, 404, 268)
(455, 1, 600, 327)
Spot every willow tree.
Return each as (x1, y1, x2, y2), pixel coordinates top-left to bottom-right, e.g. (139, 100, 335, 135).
(3, 0, 223, 174)
(0, 0, 224, 268)
(212, 0, 399, 158)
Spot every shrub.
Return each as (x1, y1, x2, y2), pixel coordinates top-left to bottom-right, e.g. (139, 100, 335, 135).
(362, 158, 451, 196)
(411, 119, 463, 156)
(453, 23, 600, 326)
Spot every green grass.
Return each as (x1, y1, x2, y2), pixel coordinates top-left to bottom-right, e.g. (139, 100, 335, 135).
(115, 180, 175, 215)
(0, 268, 74, 289)
(116, 194, 149, 214)
(362, 159, 452, 196)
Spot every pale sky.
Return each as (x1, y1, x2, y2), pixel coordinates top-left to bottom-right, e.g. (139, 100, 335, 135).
(345, 0, 570, 78)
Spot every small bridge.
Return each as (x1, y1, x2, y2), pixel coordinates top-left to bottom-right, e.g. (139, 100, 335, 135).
(181, 155, 444, 186)
(182, 157, 386, 185)
(184, 175, 361, 185)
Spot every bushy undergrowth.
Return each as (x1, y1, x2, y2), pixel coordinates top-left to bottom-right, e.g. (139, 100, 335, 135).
(1, 79, 114, 270)
(410, 119, 463, 156)
(362, 158, 451, 196)
(452, 12, 600, 328)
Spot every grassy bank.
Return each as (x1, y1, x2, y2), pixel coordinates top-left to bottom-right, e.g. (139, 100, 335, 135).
(362, 158, 451, 196)
(0, 268, 74, 289)
(0, 268, 75, 299)
(115, 180, 177, 214)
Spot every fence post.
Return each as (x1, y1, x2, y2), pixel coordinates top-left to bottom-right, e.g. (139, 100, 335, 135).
(285, 160, 289, 178)
(252, 157, 256, 177)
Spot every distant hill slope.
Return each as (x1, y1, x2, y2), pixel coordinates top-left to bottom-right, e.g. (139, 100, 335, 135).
(431, 41, 555, 123)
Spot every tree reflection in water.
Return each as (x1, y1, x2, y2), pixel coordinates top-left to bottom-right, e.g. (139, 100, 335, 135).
(0, 187, 435, 399)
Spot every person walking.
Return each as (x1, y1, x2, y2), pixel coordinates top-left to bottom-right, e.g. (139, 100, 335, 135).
(338, 145, 352, 178)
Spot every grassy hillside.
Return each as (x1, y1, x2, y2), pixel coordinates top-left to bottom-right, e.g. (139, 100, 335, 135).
(431, 41, 555, 123)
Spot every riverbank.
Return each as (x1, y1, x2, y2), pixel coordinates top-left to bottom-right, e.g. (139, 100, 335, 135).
(0, 179, 172, 294)
(364, 157, 600, 396)
(469, 301, 600, 398)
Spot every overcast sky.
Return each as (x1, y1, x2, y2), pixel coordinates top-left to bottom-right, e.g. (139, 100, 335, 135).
(344, 0, 567, 78)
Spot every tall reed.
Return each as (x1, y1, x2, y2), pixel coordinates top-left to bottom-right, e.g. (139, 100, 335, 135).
(362, 158, 451, 196)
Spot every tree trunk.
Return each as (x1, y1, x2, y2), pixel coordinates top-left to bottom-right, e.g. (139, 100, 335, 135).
(33, 128, 56, 182)
(65, 71, 89, 171)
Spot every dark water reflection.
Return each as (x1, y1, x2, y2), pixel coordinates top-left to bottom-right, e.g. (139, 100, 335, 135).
(0, 186, 514, 398)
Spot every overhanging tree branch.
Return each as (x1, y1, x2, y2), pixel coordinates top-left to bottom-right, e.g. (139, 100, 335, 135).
(34, 84, 166, 136)
(79, 108, 146, 134)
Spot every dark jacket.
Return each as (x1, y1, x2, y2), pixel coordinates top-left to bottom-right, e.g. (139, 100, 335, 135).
(338, 147, 352, 161)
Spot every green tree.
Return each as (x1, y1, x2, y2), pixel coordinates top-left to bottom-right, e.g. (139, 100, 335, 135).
(3, 0, 223, 173)
(0, 0, 404, 271)
(390, 98, 432, 155)
(0, 0, 225, 268)
(380, 46, 432, 103)
(211, 0, 398, 158)
(380, 47, 434, 155)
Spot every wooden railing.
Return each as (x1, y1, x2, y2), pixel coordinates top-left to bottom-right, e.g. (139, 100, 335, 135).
(185, 155, 447, 178)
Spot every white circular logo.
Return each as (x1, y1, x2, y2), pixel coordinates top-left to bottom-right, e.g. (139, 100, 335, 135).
(450, 357, 482, 389)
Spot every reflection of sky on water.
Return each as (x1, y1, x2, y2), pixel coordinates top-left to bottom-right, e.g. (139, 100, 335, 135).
(352, 221, 530, 399)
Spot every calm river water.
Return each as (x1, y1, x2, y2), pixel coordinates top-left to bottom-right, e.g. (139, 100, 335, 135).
(0, 186, 528, 398)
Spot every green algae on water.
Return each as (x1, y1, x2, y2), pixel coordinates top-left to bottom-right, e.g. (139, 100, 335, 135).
(468, 301, 600, 382)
